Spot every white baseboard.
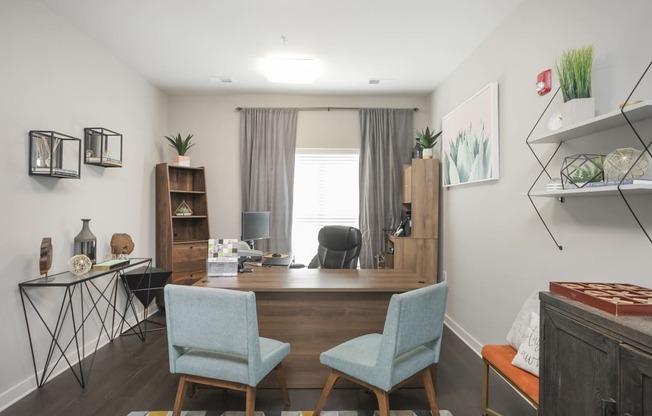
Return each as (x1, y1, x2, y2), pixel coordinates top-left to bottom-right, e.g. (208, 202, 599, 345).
(0, 305, 159, 412)
(444, 314, 483, 357)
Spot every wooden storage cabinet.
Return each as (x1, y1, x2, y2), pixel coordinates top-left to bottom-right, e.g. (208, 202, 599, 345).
(384, 159, 439, 282)
(171, 241, 208, 285)
(156, 163, 209, 288)
(540, 292, 652, 415)
(620, 344, 652, 414)
(387, 234, 437, 282)
(402, 163, 412, 204)
(409, 159, 439, 239)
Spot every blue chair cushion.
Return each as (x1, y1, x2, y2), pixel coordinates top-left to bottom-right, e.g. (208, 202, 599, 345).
(175, 337, 289, 386)
(320, 333, 435, 391)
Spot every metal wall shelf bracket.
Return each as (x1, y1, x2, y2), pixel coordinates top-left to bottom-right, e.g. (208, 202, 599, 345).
(526, 87, 564, 250)
(526, 60, 652, 249)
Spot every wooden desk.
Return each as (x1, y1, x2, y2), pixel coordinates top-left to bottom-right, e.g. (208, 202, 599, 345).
(194, 268, 429, 388)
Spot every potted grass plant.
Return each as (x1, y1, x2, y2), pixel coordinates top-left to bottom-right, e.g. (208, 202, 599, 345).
(165, 133, 195, 166)
(416, 127, 442, 159)
(554, 45, 595, 126)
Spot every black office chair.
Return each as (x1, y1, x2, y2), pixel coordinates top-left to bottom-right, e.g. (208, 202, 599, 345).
(307, 226, 362, 269)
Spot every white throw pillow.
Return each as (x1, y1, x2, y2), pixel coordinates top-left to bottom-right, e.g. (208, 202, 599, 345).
(506, 291, 540, 350)
(512, 311, 540, 377)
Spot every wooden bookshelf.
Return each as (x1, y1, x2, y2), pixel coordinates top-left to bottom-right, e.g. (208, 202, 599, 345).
(156, 164, 209, 288)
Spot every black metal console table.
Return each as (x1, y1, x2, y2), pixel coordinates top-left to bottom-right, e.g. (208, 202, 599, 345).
(18, 257, 152, 388)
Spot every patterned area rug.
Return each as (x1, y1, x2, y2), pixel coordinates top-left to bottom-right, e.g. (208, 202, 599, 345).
(128, 411, 452, 416)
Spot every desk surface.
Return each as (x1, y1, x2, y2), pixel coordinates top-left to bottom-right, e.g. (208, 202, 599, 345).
(195, 267, 429, 292)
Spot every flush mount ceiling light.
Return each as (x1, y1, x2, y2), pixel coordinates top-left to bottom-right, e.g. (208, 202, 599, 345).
(263, 57, 319, 84)
(208, 76, 232, 83)
(369, 78, 394, 85)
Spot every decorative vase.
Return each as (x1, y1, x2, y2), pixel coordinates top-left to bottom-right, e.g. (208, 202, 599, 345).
(411, 143, 423, 159)
(74, 219, 97, 264)
(422, 148, 434, 159)
(562, 97, 595, 127)
(174, 155, 190, 167)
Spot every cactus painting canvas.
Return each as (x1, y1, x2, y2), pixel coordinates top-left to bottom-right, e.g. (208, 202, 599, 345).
(442, 82, 499, 187)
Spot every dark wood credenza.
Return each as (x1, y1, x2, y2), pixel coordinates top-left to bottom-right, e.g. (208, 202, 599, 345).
(540, 291, 652, 415)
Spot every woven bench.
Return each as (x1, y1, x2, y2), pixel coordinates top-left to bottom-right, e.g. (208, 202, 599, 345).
(481, 344, 539, 416)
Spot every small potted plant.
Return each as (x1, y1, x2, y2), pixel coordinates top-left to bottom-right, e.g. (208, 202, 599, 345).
(554, 45, 595, 126)
(416, 127, 442, 159)
(165, 133, 195, 166)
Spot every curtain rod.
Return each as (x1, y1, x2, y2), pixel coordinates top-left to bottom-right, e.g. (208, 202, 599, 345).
(235, 106, 419, 112)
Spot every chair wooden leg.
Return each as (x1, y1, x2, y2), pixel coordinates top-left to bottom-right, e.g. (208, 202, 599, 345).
(482, 359, 490, 416)
(172, 375, 189, 416)
(274, 362, 291, 406)
(186, 381, 197, 398)
(313, 370, 340, 416)
(422, 366, 440, 416)
(372, 387, 390, 416)
(245, 385, 256, 416)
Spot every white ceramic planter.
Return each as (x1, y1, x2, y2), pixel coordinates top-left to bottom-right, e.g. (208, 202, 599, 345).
(174, 155, 190, 166)
(562, 97, 595, 127)
(422, 148, 434, 159)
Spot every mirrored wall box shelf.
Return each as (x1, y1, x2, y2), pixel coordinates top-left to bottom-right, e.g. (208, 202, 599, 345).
(29, 130, 81, 178)
(84, 127, 123, 167)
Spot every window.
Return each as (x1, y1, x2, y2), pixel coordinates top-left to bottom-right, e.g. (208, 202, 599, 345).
(292, 149, 359, 264)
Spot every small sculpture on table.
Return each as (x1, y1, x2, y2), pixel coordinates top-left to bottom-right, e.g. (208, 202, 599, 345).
(39, 237, 52, 277)
(110, 233, 135, 258)
(175, 200, 193, 216)
(68, 254, 92, 276)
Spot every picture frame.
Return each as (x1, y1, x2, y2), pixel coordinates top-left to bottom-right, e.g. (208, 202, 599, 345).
(442, 82, 499, 187)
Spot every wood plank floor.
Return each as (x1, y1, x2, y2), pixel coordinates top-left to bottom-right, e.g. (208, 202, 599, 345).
(1, 314, 535, 416)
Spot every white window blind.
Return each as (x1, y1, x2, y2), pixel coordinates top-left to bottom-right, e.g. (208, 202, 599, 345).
(292, 149, 359, 264)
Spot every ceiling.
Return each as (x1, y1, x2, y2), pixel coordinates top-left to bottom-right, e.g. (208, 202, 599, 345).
(40, 0, 524, 96)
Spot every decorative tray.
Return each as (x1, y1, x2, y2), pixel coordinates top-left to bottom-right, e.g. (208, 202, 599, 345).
(550, 281, 652, 316)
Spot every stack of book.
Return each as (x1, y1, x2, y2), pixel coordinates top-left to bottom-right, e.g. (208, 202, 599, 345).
(583, 178, 651, 187)
(92, 258, 130, 271)
(206, 239, 238, 277)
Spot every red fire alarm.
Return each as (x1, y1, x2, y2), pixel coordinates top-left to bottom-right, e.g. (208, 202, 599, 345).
(536, 69, 552, 96)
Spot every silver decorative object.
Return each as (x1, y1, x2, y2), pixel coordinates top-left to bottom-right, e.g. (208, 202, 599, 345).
(68, 254, 92, 276)
(603, 148, 649, 182)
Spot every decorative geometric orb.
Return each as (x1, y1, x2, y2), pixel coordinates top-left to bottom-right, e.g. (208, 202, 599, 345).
(560, 154, 605, 189)
(603, 148, 649, 181)
(68, 254, 92, 276)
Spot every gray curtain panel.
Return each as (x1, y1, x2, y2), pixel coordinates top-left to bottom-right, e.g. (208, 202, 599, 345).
(359, 108, 414, 268)
(240, 108, 298, 253)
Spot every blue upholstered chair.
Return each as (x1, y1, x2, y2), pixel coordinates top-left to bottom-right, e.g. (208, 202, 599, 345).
(313, 281, 449, 416)
(164, 285, 291, 416)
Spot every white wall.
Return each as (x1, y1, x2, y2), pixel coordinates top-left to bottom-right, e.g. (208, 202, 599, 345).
(0, 0, 167, 409)
(431, 0, 652, 351)
(168, 94, 431, 239)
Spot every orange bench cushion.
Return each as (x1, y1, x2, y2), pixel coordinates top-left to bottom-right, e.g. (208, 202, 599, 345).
(482, 344, 539, 405)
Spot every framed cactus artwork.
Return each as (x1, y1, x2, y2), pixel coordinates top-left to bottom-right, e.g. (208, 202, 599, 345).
(442, 82, 500, 187)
